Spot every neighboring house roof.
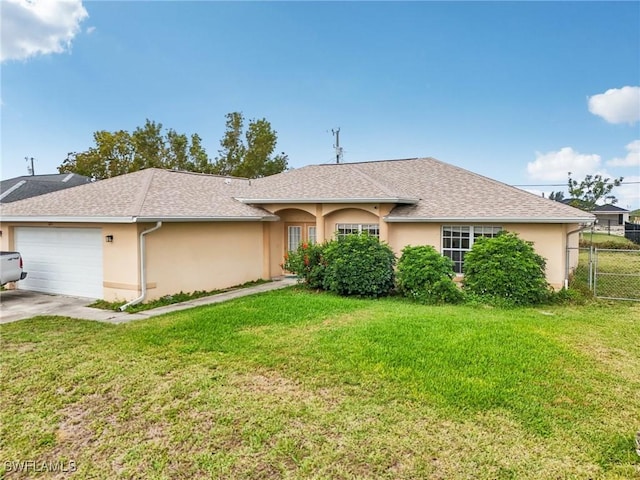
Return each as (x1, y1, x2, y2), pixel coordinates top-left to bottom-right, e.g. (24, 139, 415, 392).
(0, 169, 276, 222)
(245, 158, 594, 223)
(0, 158, 595, 224)
(0, 173, 91, 203)
(592, 204, 629, 213)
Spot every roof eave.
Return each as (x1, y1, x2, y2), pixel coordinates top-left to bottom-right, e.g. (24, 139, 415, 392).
(135, 215, 279, 222)
(236, 197, 419, 205)
(0, 216, 137, 224)
(0, 215, 279, 223)
(384, 216, 596, 224)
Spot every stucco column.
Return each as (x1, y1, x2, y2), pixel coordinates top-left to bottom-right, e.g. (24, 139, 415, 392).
(315, 204, 325, 242)
(262, 222, 271, 279)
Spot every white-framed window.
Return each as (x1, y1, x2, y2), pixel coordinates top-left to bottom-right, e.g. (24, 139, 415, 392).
(442, 225, 502, 274)
(308, 226, 317, 245)
(336, 223, 379, 238)
(288, 226, 302, 252)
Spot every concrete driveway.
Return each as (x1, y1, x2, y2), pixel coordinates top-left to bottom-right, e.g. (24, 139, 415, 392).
(0, 290, 125, 324)
(0, 278, 297, 324)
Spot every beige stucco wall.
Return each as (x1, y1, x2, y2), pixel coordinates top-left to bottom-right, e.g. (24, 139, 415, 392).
(264, 204, 393, 278)
(2, 211, 583, 300)
(387, 222, 580, 290)
(102, 223, 141, 301)
(0, 222, 9, 251)
(144, 222, 265, 300)
(0, 222, 139, 299)
(0, 221, 267, 302)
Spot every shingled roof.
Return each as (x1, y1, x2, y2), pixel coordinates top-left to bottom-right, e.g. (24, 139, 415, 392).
(0, 169, 275, 222)
(592, 204, 629, 213)
(0, 173, 91, 203)
(0, 158, 594, 224)
(247, 157, 594, 223)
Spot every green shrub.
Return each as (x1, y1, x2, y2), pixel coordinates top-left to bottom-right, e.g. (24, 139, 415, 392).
(282, 241, 327, 289)
(322, 233, 396, 298)
(462, 232, 551, 306)
(396, 245, 464, 304)
(549, 287, 588, 305)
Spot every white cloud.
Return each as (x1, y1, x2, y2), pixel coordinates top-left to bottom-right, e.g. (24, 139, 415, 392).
(527, 147, 601, 181)
(587, 86, 640, 124)
(607, 140, 640, 167)
(613, 176, 640, 210)
(86, 26, 96, 34)
(1, 0, 88, 62)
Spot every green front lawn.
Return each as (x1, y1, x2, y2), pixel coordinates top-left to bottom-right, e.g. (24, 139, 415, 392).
(1, 289, 639, 479)
(581, 232, 637, 247)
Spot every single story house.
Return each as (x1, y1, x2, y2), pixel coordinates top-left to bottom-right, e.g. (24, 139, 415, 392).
(591, 204, 630, 227)
(0, 157, 594, 301)
(0, 173, 91, 203)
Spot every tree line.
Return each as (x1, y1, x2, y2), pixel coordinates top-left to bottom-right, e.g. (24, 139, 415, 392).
(58, 112, 288, 180)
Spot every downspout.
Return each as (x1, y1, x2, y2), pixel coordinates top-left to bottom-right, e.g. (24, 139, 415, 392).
(564, 223, 591, 289)
(120, 221, 163, 311)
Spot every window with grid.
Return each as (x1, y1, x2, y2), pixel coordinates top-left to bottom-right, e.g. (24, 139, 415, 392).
(442, 226, 502, 273)
(336, 223, 379, 238)
(308, 226, 317, 245)
(287, 226, 302, 252)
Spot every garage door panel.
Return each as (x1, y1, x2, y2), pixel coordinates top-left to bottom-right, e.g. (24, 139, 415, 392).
(15, 227, 103, 298)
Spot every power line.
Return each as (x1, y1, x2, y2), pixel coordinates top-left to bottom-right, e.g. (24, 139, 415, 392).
(512, 181, 640, 187)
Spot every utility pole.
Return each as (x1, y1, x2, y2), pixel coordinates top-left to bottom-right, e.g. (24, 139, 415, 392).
(25, 156, 35, 176)
(332, 128, 343, 164)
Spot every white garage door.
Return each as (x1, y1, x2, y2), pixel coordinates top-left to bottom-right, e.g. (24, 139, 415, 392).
(14, 227, 103, 298)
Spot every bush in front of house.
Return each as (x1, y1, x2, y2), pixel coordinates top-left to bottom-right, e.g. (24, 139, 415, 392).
(321, 233, 396, 298)
(396, 245, 464, 304)
(462, 231, 551, 306)
(282, 241, 327, 289)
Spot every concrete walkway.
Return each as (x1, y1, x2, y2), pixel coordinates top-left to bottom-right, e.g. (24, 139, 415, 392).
(0, 277, 298, 324)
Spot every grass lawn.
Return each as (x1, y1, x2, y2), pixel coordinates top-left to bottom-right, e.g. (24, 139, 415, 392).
(572, 247, 640, 300)
(1, 288, 639, 479)
(581, 232, 638, 247)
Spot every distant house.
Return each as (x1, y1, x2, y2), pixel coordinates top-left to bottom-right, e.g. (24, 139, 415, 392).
(591, 204, 630, 227)
(560, 199, 629, 228)
(0, 158, 594, 300)
(0, 173, 91, 203)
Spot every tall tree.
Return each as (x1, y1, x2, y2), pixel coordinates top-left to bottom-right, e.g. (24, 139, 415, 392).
(213, 112, 288, 178)
(58, 113, 287, 180)
(58, 119, 214, 180)
(567, 172, 624, 211)
(548, 191, 565, 202)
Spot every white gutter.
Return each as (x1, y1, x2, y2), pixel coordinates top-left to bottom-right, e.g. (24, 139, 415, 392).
(0, 215, 277, 223)
(135, 216, 278, 222)
(564, 223, 592, 289)
(384, 216, 596, 224)
(0, 216, 138, 223)
(119, 221, 163, 311)
(235, 197, 419, 204)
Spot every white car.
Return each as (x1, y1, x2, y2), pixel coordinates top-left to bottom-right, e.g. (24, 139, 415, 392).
(1, 251, 28, 286)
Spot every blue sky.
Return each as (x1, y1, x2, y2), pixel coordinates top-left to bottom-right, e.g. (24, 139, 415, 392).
(2, 1, 639, 208)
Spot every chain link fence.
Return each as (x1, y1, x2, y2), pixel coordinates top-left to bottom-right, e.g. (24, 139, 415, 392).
(569, 246, 640, 301)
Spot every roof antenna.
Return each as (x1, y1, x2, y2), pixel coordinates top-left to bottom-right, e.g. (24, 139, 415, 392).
(332, 128, 343, 164)
(25, 156, 35, 176)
